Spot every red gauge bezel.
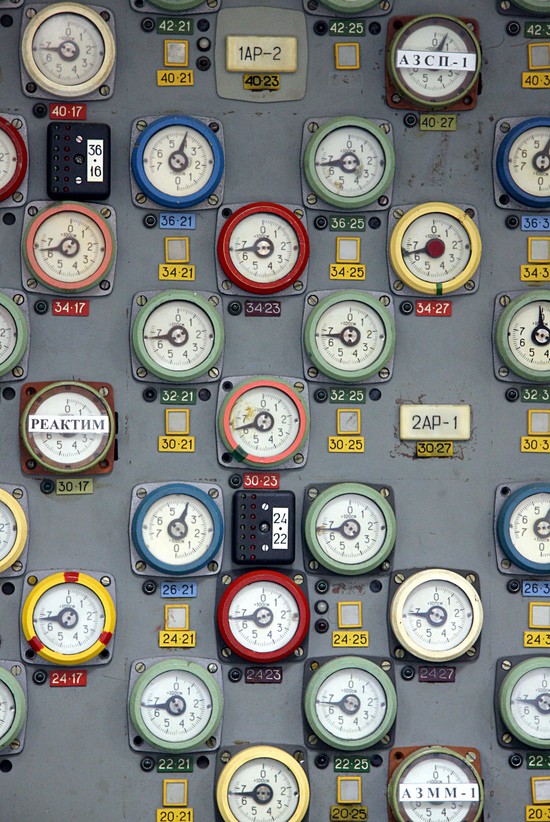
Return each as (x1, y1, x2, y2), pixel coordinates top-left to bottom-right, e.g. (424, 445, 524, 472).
(217, 202, 309, 295)
(0, 117, 28, 202)
(217, 569, 310, 663)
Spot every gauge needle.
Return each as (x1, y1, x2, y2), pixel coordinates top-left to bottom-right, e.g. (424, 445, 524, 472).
(409, 606, 447, 626)
(316, 694, 361, 715)
(38, 237, 80, 258)
(316, 152, 361, 173)
(228, 785, 273, 804)
(37, 606, 79, 628)
(317, 518, 361, 539)
(144, 325, 189, 347)
(168, 132, 189, 172)
(141, 695, 186, 715)
(534, 508, 550, 539)
(531, 305, 550, 346)
(533, 137, 550, 172)
(228, 606, 274, 627)
(515, 693, 550, 713)
(234, 237, 275, 258)
(435, 34, 448, 52)
(318, 326, 361, 347)
(233, 411, 274, 433)
(167, 502, 188, 540)
(401, 239, 445, 259)
(38, 41, 80, 61)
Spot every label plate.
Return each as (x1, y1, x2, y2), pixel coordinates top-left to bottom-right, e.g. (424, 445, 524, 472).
(226, 36, 297, 72)
(52, 300, 90, 317)
(160, 582, 198, 598)
(158, 436, 195, 453)
(55, 479, 94, 495)
(160, 388, 197, 406)
(328, 19, 366, 37)
(243, 74, 280, 91)
(521, 265, 550, 282)
(526, 807, 550, 821)
(158, 630, 197, 648)
(50, 670, 87, 687)
(527, 753, 550, 769)
(329, 264, 366, 281)
(244, 300, 281, 317)
(245, 667, 283, 684)
(157, 18, 193, 35)
(333, 755, 370, 773)
(329, 215, 366, 232)
(400, 404, 471, 441)
(416, 441, 454, 458)
(526, 22, 550, 38)
(328, 436, 365, 453)
(158, 264, 195, 281)
(523, 581, 550, 597)
(157, 70, 194, 87)
(157, 755, 194, 772)
(521, 437, 550, 453)
(418, 666, 456, 683)
(332, 630, 369, 647)
(159, 214, 196, 230)
(522, 71, 550, 88)
(522, 216, 550, 232)
(419, 114, 457, 132)
(242, 472, 280, 489)
(49, 103, 87, 120)
(415, 300, 452, 317)
(329, 807, 368, 821)
(156, 811, 193, 822)
(329, 387, 366, 404)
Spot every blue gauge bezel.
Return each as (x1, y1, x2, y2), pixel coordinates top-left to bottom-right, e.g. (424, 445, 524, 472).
(131, 482, 224, 575)
(497, 483, 550, 573)
(496, 117, 550, 209)
(131, 115, 224, 209)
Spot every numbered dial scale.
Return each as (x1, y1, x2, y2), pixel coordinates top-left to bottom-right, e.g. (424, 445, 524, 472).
(304, 483, 396, 575)
(218, 378, 309, 468)
(20, 3, 116, 99)
(23, 202, 115, 294)
(388, 203, 482, 296)
(131, 115, 224, 209)
(132, 291, 224, 383)
(496, 483, 550, 574)
(388, 747, 484, 822)
(129, 658, 223, 752)
(0, 665, 26, 752)
(0, 117, 28, 204)
(217, 570, 310, 662)
(303, 116, 395, 210)
(315, 0, 384, 13)
(499, 657, 550, 749)
(389, 569, 483, 662)
(21, 571, 116, 666)
(0, 488, 28, 575)
(304, 657, 397, 750)
(216, 745, 310, 822)
(0, 291, 28, 379)
(20, 381, 115, 475)
(131, 482, 223, 576)
(495, 290, 550, 383)
(303, 291, 395, 383)
(495, 118, 550, 210)
(387, 15, 481, 110)
(217, 202, 309, 295)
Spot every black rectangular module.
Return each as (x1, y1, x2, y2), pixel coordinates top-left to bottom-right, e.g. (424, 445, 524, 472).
(47, 122, 111, 200)
(232, 490, 295, 565)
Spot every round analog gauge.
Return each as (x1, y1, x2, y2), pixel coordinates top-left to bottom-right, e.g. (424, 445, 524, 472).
(303, 116, 395, 209)
(132, 291, 223, 383)
(0, 291, 28, 378)
(304, 656, 397, 750)
(0, 667, 26, 751)
(304, 291, 395, 383)
(131, 115, 224, 209)
(21, 3, 116, 99)
(319, 0, 380, 11)
(217, 202, 309, 295)
(0, 489, 28, 574)
(20, 381, 115, 474)
(219, 378, 309, 468)
(23, 203, 115, 293)
(496, 290, 550, 383)
(499, 657, 550, 748)
(217, 570, 310, 663)
(389, 203, 482, 295)
(388, 15, 481, 110)
(216, 745, 310, 822)
(497, 484, 550, 574)
(131, 483, 223, 575)
(511, 0, 550, 14)
(21, 571, 116, 665)
(304, 483, 396, 575)
(389, 569, 483, 662)
(0, 117, 27, 202)
(129, 659, 223, 752)
(388, 747, 484, 822)
(496, 118, 550, 209)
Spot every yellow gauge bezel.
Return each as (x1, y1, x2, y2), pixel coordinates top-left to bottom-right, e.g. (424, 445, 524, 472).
(389, 202, 482, 295)
(21, 571, 116, 665)
(216, 745, 310, 822)
(0, 489, 27, 574)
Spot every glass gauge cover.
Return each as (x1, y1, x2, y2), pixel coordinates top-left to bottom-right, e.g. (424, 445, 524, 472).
(0, 292, 28, 378)
(23, 202, 115, 293)
(147, 0, 204, 8)
(304, 291, 395, 383)
(304, 656, 397, 749)
(0, 117, 27, 202)
(129, 659, 223, 752)
(131, 115, 224, 209)
(21, 2, 116, 99)
(20, 381, 115, 474)
(0, 489, 28, 574)
(496, 290, 550, 382)
(132, 291, 223, 383)
(496, 118, 550, 209)
(389, 203, 482, 295)
(388, 15, 481, 110)
(0, 667, 26, 751)
(21, 571, 116, 665)
(216, 745, 310, 822)
(217, 570, 310, 663)
(497, 483, 550, 573)
(303, 116, 395, 209)
(499, 657, 550, 748)
(511, 0, 550, 12)
(217, 202, 309, 295)
(131, 483, 223, 575)
(389, 746, 484, 822)
(304, 483, 396, 575)
(389, 569, 483, 662)
(318, 0, 380, 12)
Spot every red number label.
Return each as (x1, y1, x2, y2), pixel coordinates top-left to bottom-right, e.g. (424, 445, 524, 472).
(415, 300, 452, 317)
(50, 670, 88, 687)
(52, 300, 90, 317)
(49, 103, 87, 121)
(242, 472, 280, 489)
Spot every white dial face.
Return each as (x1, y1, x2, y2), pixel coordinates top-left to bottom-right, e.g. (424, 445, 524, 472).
(0, 303, 18, 367)
(507, 127, 550, 199)
(400, 580, 474, 653)
(396, 755, 480, 822)
(226, 757, 300, 822)
(30, 13, 107, 88)
(141, 493, 215, 567)
(400, 213, 472, 284)
(506, 300, 550, 372)
(313, 667, 387, 741)
(313, 300, 386, 373)
(508, 491, 550, 565)
(142, 125, 215, 198)
(0, 500, 17, 563)
(30, 210, 107, 284)
(0, 130, 18, 191)
(227, 386, 302, 459)
(0, 679, 16, 741)
(142, 300, 216, 373)
(313, 126, 386, 198)
(228, 213, 300, 285)
(32, 582, 106, 654)
(509, 666, 550, 741)
(226, 580, 300, 653)
(139, 669, 213, 744)
(314, 493, 387, 566)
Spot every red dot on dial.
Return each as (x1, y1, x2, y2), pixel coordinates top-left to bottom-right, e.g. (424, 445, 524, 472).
(426, 238, 445, 258)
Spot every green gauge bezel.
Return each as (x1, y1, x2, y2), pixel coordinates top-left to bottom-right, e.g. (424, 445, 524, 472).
(0, 292, 28, 378)
(513, 0, 550, 11)
(320, 0, 379, 11)
(499, 657, 550, 749)
(0, 667, 26, 751)
(148, 0, 203, 7)
(496, 289, 550, 383)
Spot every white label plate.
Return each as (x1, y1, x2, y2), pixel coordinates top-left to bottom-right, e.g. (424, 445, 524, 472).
(226, 36, 297, 72)
(400, 404, 471, 441)
(396, 50, 477, 72)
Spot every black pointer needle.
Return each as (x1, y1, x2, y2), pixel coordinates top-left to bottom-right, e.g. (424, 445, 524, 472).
(531, 305, 550, 346)
(38, 238, 80, 257)
(167, 502, 189, 540)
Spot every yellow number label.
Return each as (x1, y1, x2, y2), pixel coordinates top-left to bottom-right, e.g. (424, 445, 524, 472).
(243, 74, 281, 90)
(158, 264, 195, 281)
(419, 114, 457, 131)
(158, 436, 195, 453)
(416, 441, 454, 457)
(156, 810, 194, 822)
(329, 264, 366, 280)
(521, 437, 550, 453)
(328, 436, 365, 453)
(526, 806, 550, 820)
(332, 631, 369, 647)
(522, 71, 550, 88)
(521, 265, 550, 282)
(157, 70, 194, 86)
(55, 479, 94, 495)
(158, 630, 197, 648)
(329, 807, 368, 821)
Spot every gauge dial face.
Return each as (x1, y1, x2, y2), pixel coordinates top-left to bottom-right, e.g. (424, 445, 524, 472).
(497, 485, 550, 572)
(0, 293, 27, 378)
(500, 658, 550, 748)
(24, 204, 114, 292)
(498, 120, 550, 208)
(0, 489, 27, 573)
(496, 292, 550, 381)
(0, 678, 17, 745)
(0, 119, 27, 202)
(0, 669, 25, 750)
(319, 0, 379, 11)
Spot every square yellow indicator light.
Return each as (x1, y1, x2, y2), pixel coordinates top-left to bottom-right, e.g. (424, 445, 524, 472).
(529, 602, 550, 629)
(338, 601, 362, 629)
(532, 776, 550, 804)
(164, 237, 190, 263)
(336, 236, 361, 263)
(164, 604, 189, 630)
(528, 237, 550, 263)
(164, 40, 189, 67)
(528, 409, 550, 435)
(529, 42, 550, 70)
(163, 779, 188, 807)
(334, 42, 360, 70)
(165, 408, 190, 435)
(337, 776, 362, 804)
(337, 408, 361, 435)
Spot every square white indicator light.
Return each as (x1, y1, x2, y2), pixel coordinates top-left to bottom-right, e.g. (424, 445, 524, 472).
(336, 236, 361, 262)
(338, 601, 362, 629)
(165, 408, 190, 435)
(165, 237, 190, 263)
(528, 237, 550, 263)
(163, 779, 188, 807)
(528, 409, 550, 435)
(529, 602, 550, 629)
(334, 43, 360, 70)
(528, 42, 550, 70)
(164, 41, 189, 67)
(337, 408, 361, 435)
(337, 776, 362, 804)
(532, 776, 550, 803)
(164, 604, 189, 630)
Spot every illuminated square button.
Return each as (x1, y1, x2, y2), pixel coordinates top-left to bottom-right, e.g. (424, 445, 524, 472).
(530, 602, 550, 629)
(528, 237, 550, 263)
(164, 40, 189, 67)
(165, 236, 190, 263)
(337, 408, 361, 435)
(165, 604, 189, 630)
(529, 42, 550, 70)
(336, 236, 361, 263)
(528, 409, 550, 435)
(163, 779, 188, 807)
(532, 776, 550, 803)
(337, 776, 362, 804)
(165, 408, 190, 435)
(338, 601, 362, 629)
(334, 42, 360, 70)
